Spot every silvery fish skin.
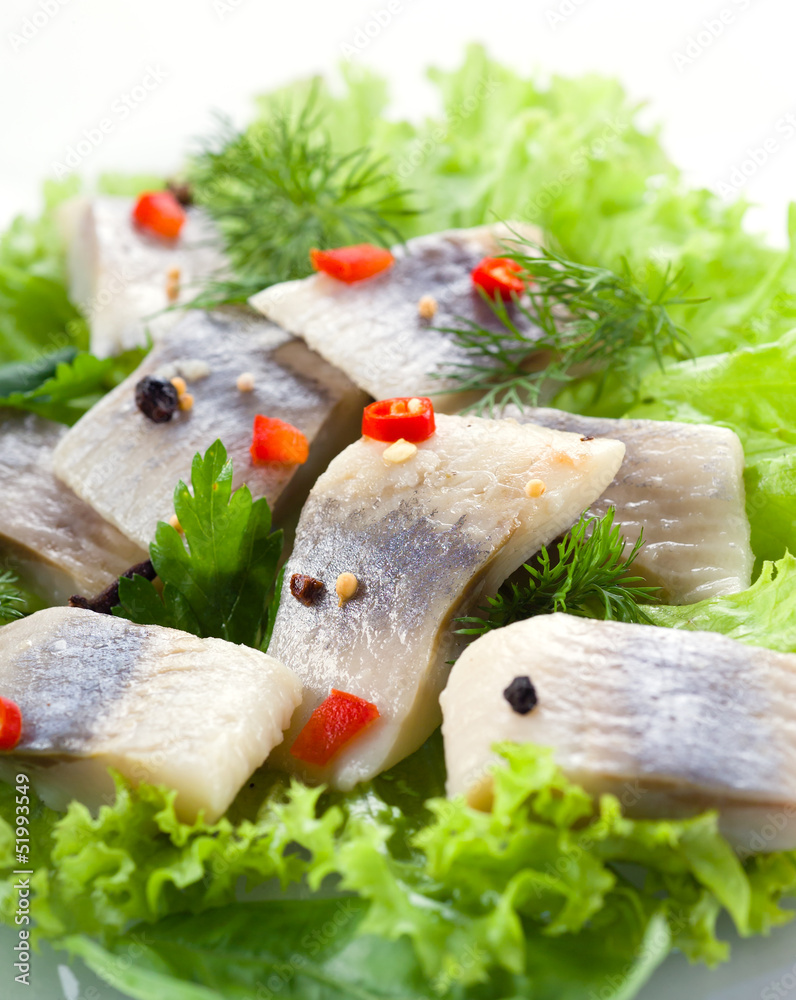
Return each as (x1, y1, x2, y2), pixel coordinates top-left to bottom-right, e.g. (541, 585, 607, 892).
(504, 406, 753, 604)
(250, 224, 542, 412)
(442, 613, 796, 852)
(61, 195, 226, 357)
(52, 310, 367, 550)
(269, 413, 625, 790)
(0, 607, 301, 822)
(0, 411, 146, 603)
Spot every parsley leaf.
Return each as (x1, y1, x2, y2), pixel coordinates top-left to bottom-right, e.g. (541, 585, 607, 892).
(456, 507, 659, 637)
(0, 349, 145, 425)
(114, 440, 283, 648)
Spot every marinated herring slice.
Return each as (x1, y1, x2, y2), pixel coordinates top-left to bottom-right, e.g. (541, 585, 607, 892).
(268, 413, 625, 789)
(249, 224, 542, 412)
(0, 411, 146, 604)
(52, 309, 367, 550)
(505, 406, 753, 603)
(442, 613, 796, 852)
(0, 607, 301, 822)
(61, 195, 227, 357)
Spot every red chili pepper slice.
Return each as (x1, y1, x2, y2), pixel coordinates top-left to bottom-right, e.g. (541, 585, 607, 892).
(310, 244, 394, 283)
(132, 191, 186, 240)
(0, 697, 22, 751)
(250, 415, 310, 465)
(362, 397, 435, 444)
(471, 256, 525, 299)
(290, 689, 380, 767)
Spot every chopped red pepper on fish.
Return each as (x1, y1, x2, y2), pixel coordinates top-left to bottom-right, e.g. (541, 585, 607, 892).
(310, 244, 394, 283)
(362, 396, 435, 443)
(290, 689, 380, 766)
(250, 415, 310, 465)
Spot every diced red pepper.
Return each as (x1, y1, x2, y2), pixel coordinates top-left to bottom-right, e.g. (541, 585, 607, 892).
(362, 397, 435, 444)
(310, 244, 394, 283)
(290, 689, 380, 767)
(471, 256, 526, 299)
(132, 191, 186, 240)
(250, 415, 309, 465)
(0, 697, 22, 751)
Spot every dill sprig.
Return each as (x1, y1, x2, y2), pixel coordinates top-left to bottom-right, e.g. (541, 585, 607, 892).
(188, 87, 414, 305)
(435, 238, 702, 415)
(456, 508, 659, 637)
(0, 570, 25, 623)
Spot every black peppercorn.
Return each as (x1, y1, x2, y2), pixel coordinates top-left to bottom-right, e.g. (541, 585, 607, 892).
(503, 675, 538, 715)
(290, 573, 325, 606)
(135, 376, 179, 423)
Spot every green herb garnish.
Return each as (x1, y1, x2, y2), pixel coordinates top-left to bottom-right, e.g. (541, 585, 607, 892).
(0, 348, 145, 426)
(436, 239, 700, 416)
(114, 440, 283, 649)
(457, 507, 658, 637)
(188, 87, 413, 305)
(0, 570, 25, 623)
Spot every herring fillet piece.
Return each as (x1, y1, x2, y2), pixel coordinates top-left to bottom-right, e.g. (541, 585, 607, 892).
(0, 607, 302, 822)
(250, 224, 542, 411)
(61, 195, 226, 357)
(0, 410, 146, 603)
(505, 406, 753, 603)
(441, 613, 796, 852)
(269, 413, 625, 789)
(52, 310, 367, 550)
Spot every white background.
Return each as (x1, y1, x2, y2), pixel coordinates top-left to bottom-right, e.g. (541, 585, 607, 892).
(0, 0, 795, 245)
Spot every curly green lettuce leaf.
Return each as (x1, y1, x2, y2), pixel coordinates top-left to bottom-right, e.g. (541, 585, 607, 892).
(4, 742, 794, 1000)
(647, 552, 796, 652)
(61, 900, 672, 1000)
(115, 440, 283, 647)
(628, 328, 796, 565)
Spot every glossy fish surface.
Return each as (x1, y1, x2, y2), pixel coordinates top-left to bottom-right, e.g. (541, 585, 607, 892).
(442, 613, 796, 852)
(250, 224, 542, 411)
(269, 413, 625, 789)
(62, 195, 226, 357)
(0, 411, 146, 603)
(506, 406, 753, 603)
(52, 310, 367, 550)
(0, 607, 301, 821)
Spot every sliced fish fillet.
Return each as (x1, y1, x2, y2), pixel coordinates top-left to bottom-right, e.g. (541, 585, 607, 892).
(61, 195, 226, 357)
(250, 224, 542, 412)
(0, 411, 146, 603)
(0, 607, 301, 821)
(52, 309, 367, 550)
(505, 406, 752, 603)
(269, 413, 625, 789)
(442, 613, 796, 852)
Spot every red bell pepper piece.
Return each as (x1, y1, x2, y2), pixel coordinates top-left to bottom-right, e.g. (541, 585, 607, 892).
(250, 415, 309, 465)
(471, 256, 525, 299)
(132, 191, 186, 240)
(310, 244, 394, 283)
(291, 689, 380, 767)
(362, 396, 435, 444)
(0, 697, 22, 751)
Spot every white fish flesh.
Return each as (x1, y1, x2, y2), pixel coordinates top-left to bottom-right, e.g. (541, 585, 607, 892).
(61, 195, 226, 357)
(0, 607, 301, 821)
(504, 406, 752, 603)
(268, 413, 625, 789)
(0, 411, 146, 603)
(250, 224, 542, 412)
(442, 613, 796, 852)
(52, 310, 367, 550)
